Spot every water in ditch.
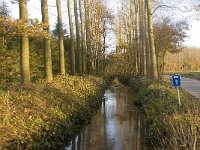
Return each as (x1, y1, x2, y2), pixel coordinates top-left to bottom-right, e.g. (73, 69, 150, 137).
(65, 87, 146, 150)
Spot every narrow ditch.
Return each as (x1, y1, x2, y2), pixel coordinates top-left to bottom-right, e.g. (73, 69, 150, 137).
(65, 87, 146, 150)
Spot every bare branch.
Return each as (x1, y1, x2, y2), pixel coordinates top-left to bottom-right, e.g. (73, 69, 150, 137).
(152, 4, 183, 15)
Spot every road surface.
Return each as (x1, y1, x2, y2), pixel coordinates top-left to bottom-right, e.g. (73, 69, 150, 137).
(166, 75, 200, 99)
(181, 77, 200, 99)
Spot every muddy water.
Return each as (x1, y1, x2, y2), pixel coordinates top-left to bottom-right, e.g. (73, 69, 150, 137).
(65, 87, 146, 150)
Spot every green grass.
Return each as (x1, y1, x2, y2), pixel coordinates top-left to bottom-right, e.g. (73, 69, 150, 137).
(129, 78, 200, 150)
(0, 75, 106, 149)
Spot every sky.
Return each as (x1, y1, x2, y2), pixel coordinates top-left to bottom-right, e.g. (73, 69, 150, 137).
(1, 0, 200, 48)
(153, 0, 200, 48)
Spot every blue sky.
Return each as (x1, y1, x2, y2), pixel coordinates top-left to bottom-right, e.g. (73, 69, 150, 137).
(2, 0, 200, 48)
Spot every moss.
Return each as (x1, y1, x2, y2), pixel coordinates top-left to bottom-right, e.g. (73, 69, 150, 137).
(0, 75, 106, 149)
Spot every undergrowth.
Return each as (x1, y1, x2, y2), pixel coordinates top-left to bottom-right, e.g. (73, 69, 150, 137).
(0, 75, 106, 149)
(129, 78, 200, 150)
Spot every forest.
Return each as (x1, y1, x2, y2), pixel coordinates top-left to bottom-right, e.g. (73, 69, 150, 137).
(0, 0, 200, 149)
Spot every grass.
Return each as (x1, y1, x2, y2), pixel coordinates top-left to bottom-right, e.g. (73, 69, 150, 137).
(129, 78, 200, 150)
(0, 75, 106, 149)
(165, 71, 200, 80)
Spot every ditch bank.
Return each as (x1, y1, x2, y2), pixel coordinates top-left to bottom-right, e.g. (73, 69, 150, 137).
(0, 75, 106, 149)
(129, 78, 200, 149)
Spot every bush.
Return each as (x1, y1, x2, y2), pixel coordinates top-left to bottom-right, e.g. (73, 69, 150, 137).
(0, 75, 106, 149)
(129, 78, 200, 150)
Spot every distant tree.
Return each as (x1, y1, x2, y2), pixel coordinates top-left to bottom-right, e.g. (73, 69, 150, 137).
(0, 1, 10, 17)
(0, 1, 10, 48)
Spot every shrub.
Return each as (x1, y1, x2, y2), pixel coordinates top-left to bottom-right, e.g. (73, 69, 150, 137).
(0, 75, 106, 149)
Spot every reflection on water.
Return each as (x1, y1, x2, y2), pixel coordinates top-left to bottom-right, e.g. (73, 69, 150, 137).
(65, 87, 145, 150)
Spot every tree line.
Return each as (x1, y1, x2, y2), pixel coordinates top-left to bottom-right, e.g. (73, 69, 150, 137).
(109, 0, 188, 79)
(1, 0, 191, 84)
(0, 0, 113, 84)
(165, 47, 200, 72)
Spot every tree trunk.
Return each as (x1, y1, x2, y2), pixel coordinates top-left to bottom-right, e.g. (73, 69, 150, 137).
(79, 0, 87, 74)
(68, 0, 76, 75)
(146, 0, 158, 79)
(141, 0, 147, 77)
(41, 0, 53, 82)
(96, 18, 102, 75)
(84, 0, 92, 73)
(74, 0, 82, 74)
(19, 0, 30, 84)
(139, 0, 144, 76)
(102, 20, 106, 73)
(134, 0, 140, 75)
(56, 0, 65, 75)
(144, 2, 151, 78)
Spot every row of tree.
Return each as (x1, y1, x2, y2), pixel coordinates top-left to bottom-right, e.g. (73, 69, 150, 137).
(1, 0, 191, 83)
(165, 47, 200, 72)
(115, 0, 158, 79)
(113, 0, 188, 79)
(1, 0, 113, 84)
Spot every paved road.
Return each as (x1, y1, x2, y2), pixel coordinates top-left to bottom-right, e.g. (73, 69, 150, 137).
(165, 75, 200, 99)
(181, 77, 200, 99)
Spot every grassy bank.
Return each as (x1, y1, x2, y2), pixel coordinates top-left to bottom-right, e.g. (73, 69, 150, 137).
(129, 78, 200, 150)
(0, 75, 106, 149)
(165, 71, 200, 80)
(179, 72, 200, 80)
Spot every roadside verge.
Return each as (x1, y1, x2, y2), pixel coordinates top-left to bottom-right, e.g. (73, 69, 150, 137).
(129, 78, 200, 150)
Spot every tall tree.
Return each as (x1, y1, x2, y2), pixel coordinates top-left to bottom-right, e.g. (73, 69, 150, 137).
(140, 0, 147, 77)
(144, 1, 151, 78)
(19, 0, 30, 84)
(146, 0, 158, 79)
(79, 0, 86, 73)
(41, 0, 53, 82)
(68, 0, 76, 75)
(74, 0, 82, 74)
(134, 0, 140, 75)
(56, 0, 65, 75)
(84, 0, 92, 73)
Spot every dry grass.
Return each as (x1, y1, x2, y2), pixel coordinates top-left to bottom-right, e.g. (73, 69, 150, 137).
(130, 79, 200, 150)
